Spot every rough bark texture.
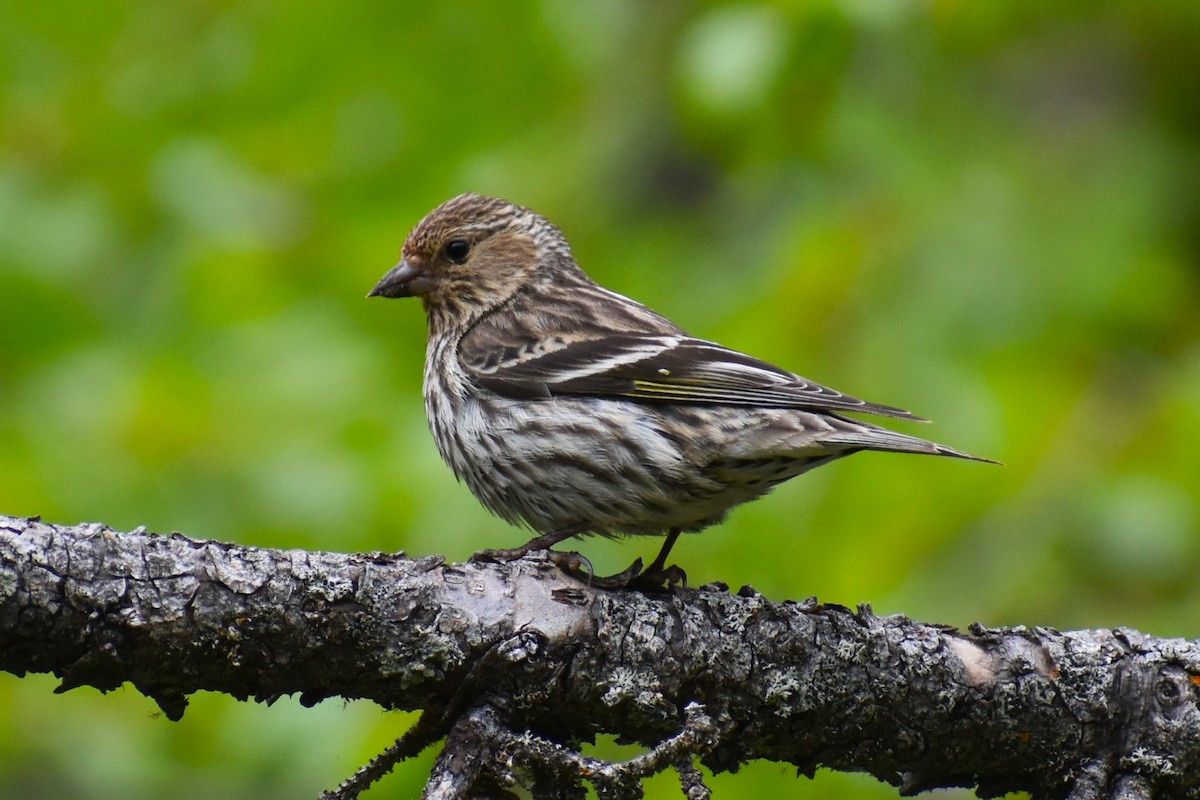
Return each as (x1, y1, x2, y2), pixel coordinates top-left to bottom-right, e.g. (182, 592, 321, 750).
(2, 513, 1199, 799)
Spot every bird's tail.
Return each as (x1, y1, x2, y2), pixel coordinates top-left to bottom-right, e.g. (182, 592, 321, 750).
(827, 424, 999, 464)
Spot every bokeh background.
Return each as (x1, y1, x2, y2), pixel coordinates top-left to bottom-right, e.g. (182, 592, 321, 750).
(3, 1, 1200, 798)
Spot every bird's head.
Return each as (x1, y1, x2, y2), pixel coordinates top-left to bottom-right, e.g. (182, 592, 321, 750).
(369, 194, 574, 328)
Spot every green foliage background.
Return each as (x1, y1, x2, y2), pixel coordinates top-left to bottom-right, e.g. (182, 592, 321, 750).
(3, 2, 1200, 797)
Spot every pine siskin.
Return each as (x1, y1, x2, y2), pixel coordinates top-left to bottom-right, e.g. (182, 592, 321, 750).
(369, 194, 992, 583)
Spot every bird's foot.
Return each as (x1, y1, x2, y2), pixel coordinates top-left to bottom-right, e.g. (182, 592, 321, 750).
(585, 558, 645, 590)
(469, 548, 683, 592)
(470, 543, 600, 583)
(544, 555, 686, 592)
(625, 561, 688, 592)
(465, 525, 588, 563)
(581, 558, 687, 592)
(469, 525, 686, 592)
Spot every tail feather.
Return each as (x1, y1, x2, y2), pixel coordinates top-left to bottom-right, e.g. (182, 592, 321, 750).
(826, 426, 999, 464)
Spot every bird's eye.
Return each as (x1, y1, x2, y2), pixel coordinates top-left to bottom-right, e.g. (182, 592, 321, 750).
(444, 239, 470, 264)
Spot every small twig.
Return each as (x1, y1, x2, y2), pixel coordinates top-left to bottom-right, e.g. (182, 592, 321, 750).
(673, 757, 712, 800)
(588, 702, 719, 787)
(423, 707, 502, 800)
(1111, 773, 1152, 800)
(320, 710, 444, 800)
(1063, 762, 1109, 800)
(435, 701, 719, 800)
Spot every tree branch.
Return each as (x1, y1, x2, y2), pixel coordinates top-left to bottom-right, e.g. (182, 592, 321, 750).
(2, 514, 1199, 798)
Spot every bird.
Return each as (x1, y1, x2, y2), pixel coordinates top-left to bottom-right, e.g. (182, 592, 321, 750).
(369, 193, 992, 586)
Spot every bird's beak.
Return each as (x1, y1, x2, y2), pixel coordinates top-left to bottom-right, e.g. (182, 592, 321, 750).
(367, 257, 434, 298)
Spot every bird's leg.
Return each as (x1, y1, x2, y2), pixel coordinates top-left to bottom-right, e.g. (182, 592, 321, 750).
(645, 528, 682, 576)
(471, 523, 590, 564)
(619, 528, 688, 591)
(473, 525, 686, 592)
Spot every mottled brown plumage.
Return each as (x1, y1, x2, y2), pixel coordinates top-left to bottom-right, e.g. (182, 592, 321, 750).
(370, 194, 991, 579)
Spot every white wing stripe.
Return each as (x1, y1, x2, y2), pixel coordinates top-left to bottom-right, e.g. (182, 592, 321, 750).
(690, 361, 787, 382)
(542, 336, 681, 383)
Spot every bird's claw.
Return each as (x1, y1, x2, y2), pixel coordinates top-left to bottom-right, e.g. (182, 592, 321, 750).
(584, 558, 687, 592)
(470, 546, 685, 593)
(544, 549, 594, 579)
(626, 562, 687, 592)
(536, 553, 686, 592)
(585, 558, 644, 589)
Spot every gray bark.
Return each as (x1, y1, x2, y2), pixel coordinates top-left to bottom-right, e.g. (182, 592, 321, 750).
(2, 513, 1198, 799)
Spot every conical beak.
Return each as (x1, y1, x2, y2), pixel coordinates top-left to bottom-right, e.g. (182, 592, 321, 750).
(367, 258, 432, 298)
